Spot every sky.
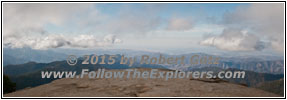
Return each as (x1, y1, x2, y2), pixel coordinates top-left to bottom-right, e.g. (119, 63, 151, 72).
(2, 3, 285, 55)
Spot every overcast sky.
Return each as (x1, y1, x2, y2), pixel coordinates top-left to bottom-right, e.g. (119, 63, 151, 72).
(3, 3, 284, 55)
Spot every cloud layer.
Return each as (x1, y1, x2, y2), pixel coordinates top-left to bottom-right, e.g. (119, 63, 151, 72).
(3, 3, 195, 50)
(4, 34, 121, 50)
(200, 28, 267, 51)
(3, 3, 124, 50)
(3, 3, 284, 54)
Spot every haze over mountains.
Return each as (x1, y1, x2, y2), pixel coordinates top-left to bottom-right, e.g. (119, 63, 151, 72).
(3, 48, 160, 66)
(4, 48, 284, 74)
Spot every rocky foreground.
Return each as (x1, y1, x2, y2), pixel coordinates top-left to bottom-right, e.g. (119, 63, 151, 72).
(4, 68, 280, 97)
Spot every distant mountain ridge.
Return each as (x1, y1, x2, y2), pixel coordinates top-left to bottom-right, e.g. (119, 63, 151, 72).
(4, 54, 167, 90)
(3, 48, 284, 74)
(3, 48, 67, 66)
(4, 57, 283, 92)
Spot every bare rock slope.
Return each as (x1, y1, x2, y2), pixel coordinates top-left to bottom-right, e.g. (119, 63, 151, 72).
(4, 69, 280, 97)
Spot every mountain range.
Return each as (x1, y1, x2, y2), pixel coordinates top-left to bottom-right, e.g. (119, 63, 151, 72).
(3, 48, 284, 74)
(3, 49, 284, 96)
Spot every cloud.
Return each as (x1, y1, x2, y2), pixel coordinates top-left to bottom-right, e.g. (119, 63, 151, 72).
(3, 3, 124, 50)
(3, 3, 109, 49)
(4, 34, 122, 50)
(166, 17, 193, 31)
(3, 3, 163, 50)
(200, 3, 284, 53)
(200, 28, 268, 51)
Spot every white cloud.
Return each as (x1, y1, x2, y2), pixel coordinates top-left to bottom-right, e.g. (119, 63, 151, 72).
(4, 34, 122, 50)
(200, 3, 284, 54)
(3, 3, 110, 49)
(3, 3, 163, 50)
(3, 3, 125, 50)
(200, 28, 267, 51)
